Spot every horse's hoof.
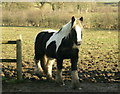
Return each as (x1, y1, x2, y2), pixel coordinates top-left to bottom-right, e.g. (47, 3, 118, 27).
(47, 77, 54, 82)
(56, 81, 65, 86)
(71, 83, 81, 90)
(71, 85, 82, 90)
(70, 86, 82, 90)
(35, 73, 43, 79)
(60, 82, 65, 86)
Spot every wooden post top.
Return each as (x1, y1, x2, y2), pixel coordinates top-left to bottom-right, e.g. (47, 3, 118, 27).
(17, 34, 22, 41)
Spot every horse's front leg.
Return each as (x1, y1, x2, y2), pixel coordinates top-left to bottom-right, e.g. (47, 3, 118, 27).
(71, 55, 80, 89)
(56, 58, 64, 86)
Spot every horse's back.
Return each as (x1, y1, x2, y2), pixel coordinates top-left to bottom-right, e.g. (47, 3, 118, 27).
(34, 31, 54, 60)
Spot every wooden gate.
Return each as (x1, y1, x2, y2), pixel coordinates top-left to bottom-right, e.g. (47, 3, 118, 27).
(0, 35, 22, 80)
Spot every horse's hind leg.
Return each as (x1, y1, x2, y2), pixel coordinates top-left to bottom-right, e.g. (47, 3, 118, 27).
(34, 57, 44, 78)
(41, 56, 55, 81)
(46, 58, 55, 81)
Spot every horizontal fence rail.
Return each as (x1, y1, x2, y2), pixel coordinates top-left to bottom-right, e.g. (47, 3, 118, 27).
(0, 59, 17, 62)
(1, 35, 23, 80)
(1, 41, 17, 44)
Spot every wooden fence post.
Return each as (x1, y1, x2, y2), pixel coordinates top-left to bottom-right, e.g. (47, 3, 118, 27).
(16, 35, 22, 80)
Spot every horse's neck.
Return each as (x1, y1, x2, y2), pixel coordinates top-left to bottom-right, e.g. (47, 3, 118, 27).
(46, 21, 72, 52)
(58, 21, 71, 37)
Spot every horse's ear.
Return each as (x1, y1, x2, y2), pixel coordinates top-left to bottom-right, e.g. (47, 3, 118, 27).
(71, 16, 75, 22)
(71, 16, 75, 27)
(80, 17, 83, 22)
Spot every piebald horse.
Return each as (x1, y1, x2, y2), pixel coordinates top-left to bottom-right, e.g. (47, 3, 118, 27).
(34, 16, 83, 89)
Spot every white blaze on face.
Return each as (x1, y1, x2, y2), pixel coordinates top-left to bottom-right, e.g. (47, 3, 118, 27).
(75, 25, 82, 42)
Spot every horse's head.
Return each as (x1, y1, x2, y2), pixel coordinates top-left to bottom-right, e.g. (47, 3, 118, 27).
(71, 16, 83, 46)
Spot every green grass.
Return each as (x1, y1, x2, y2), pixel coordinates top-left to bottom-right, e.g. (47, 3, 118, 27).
(79, 29, 119, 72)
(2, 27, 46, 61)
(1, 27, 119, 82)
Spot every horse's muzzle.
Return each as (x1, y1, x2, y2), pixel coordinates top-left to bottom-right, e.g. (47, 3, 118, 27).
(77, 41, 82, 46)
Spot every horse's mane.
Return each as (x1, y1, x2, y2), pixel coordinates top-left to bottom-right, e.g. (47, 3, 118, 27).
(46, 21, 72, 52)
(56, 21, 72, 37)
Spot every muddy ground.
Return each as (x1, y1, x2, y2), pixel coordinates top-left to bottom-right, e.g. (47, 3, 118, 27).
(2, 60, 120, 93)
(2, 79, 120, 93)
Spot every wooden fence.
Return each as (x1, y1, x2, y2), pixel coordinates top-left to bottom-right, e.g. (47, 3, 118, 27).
(0, 35, 23, 80)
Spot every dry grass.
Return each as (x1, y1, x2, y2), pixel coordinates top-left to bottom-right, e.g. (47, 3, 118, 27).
(2, 2, 118, 30)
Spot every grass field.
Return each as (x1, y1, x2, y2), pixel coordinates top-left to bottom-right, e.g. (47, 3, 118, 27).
(1, 27, 119, 83)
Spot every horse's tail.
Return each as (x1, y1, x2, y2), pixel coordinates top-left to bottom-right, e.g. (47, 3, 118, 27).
(34, 32, 47, 78)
